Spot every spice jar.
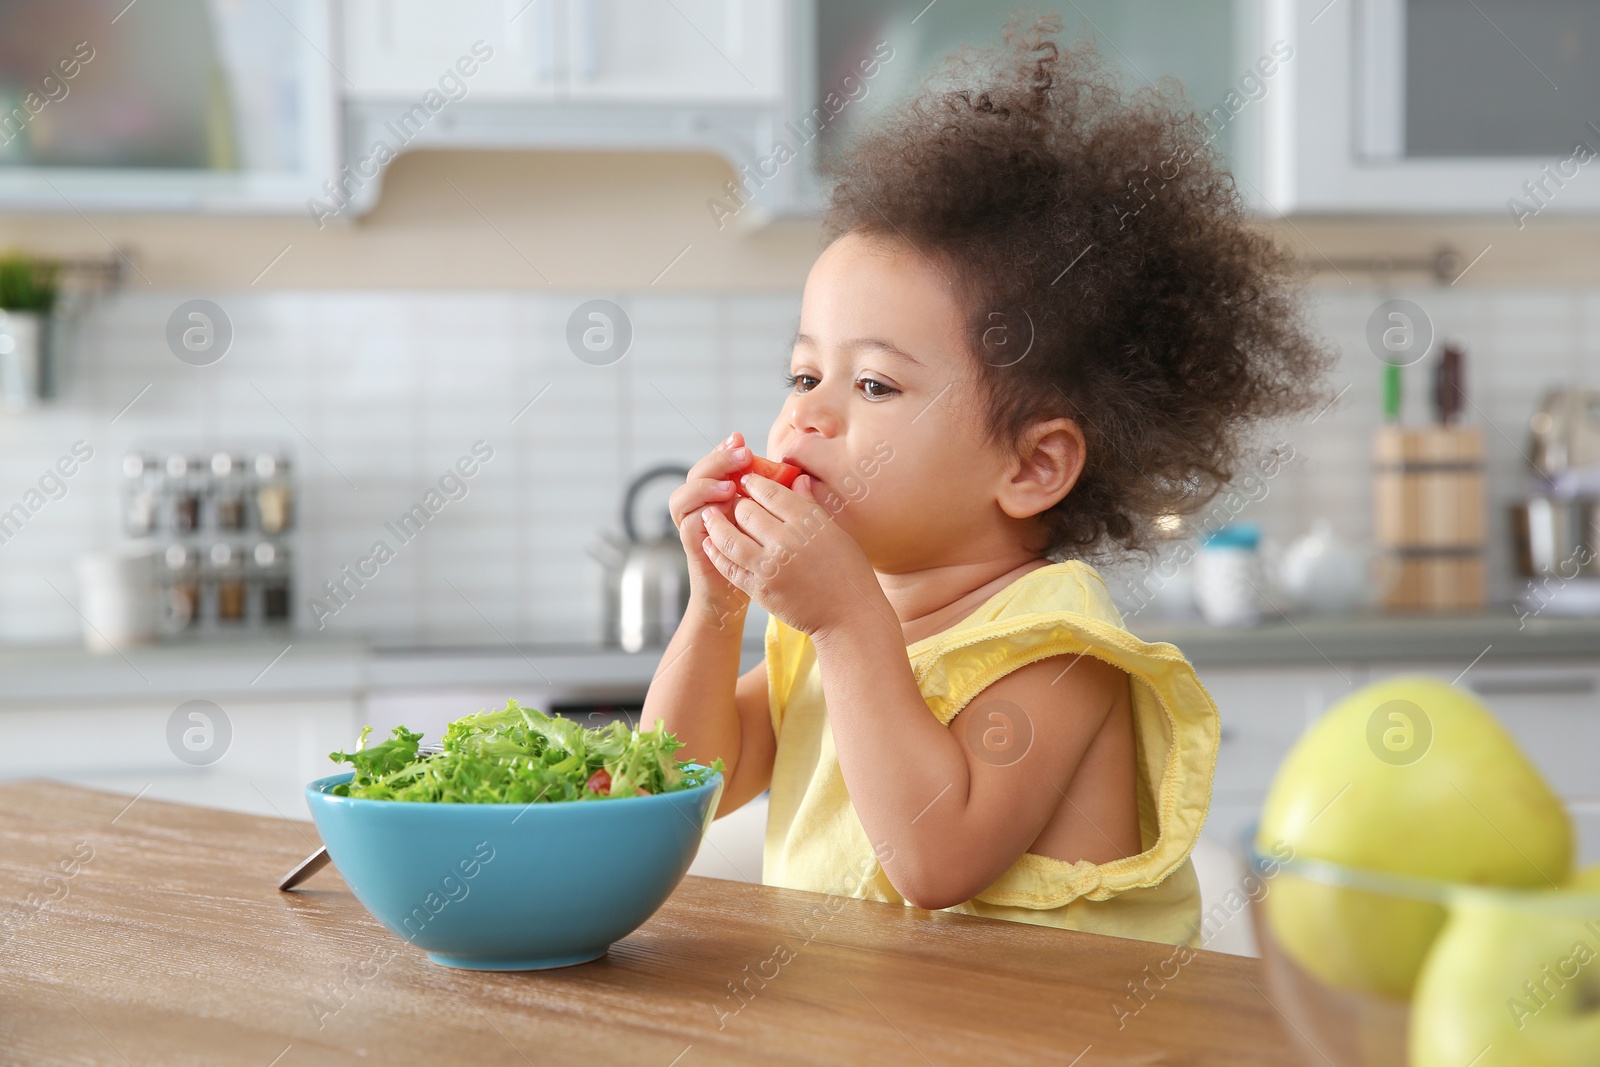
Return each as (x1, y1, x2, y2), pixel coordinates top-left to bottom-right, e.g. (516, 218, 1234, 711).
(163, 543, 199, 633)
(210, 452, 246, 531)
(167, 455, 200, 533)
(252, 541, 291, 624)
(122, 454, 159, 536)
(210, 542, 246, 623)
(254, 454, 293, 534)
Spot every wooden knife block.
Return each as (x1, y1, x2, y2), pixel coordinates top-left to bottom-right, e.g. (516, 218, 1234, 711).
(1373, 427, 1485, 611)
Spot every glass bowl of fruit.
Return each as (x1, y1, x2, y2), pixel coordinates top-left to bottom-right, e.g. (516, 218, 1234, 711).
(1241, 674, 1599, 1067)
(1243, 824, 1600, 1067)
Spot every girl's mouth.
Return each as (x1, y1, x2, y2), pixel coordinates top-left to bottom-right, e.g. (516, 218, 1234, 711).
(781, 456, 814, 482)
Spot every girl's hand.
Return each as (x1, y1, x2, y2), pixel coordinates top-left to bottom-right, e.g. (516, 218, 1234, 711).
(670, 432, 753, 631)
(699, 470, 888, 639)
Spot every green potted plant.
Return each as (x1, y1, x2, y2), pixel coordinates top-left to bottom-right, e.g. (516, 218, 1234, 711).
(0, 252, 61, 409)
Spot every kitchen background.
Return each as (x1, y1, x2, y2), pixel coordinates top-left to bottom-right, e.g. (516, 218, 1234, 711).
(0, 282, 1594, 641)
(2, 0, 1598, 959)
(0, 281, 1594, 643)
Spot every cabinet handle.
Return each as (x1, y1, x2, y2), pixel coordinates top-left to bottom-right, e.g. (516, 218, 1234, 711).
(1468, 676, 1597, 697)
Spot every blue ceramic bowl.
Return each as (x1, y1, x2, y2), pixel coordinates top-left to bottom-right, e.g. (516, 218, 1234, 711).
(304, 766, 724, 971)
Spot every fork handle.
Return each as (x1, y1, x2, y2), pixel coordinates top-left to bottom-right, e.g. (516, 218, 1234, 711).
(278, 846, 330, 891)
(281, 744, 439, 890)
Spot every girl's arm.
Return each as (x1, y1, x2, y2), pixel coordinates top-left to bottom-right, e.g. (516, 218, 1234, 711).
(700, 469, 1127, 908)
(643, 429, 778, 818)
(812, 615, 1127, 909)
(639, 613, 775, 819)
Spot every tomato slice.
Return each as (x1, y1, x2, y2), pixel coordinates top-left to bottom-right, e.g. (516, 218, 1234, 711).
(585, 768, 612, 796)
(737, 454, 803, 497)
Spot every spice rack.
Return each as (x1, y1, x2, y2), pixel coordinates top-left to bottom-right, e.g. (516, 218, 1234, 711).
(1372, 427, 1485, 611)
(122, 449, 295, 635)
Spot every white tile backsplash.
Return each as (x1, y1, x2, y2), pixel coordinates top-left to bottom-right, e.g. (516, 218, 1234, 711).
(0, 290, 799, 646)
(0, 284, 1591, 646)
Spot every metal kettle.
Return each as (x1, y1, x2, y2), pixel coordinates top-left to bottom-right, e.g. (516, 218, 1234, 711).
(590, 465, 691, 652)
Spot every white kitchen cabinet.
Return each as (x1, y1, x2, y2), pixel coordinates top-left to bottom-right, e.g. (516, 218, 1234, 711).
(333, 0, 795, 218)
(0, 697, 363, 823)
(567, 0, 785, 102)
(341, 0, 560, 100)
(340, 0, 782, 103)
(1262, 0, 1600, 215)
(1193, 664, 1362, 849)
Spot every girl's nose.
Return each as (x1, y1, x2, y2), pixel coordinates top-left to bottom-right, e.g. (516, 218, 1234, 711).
(788, 388, 840, 438)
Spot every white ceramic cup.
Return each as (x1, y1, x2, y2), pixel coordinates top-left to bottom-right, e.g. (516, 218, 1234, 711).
(76, 548, 192, 651)
(1194, 545, 1265, 627)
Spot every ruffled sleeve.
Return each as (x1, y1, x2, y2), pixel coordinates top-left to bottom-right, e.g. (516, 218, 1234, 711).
(905, 569, 1220, 909)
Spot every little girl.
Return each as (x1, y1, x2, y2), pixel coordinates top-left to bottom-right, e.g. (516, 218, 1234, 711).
(642, 21, 1328, 948)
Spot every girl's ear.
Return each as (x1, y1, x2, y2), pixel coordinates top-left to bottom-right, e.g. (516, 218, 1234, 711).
(996, 417, 1085, 520)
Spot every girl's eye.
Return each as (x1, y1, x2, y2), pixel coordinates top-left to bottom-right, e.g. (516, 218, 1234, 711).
(857, 377, 897, 400)
(783, 372, 819, 393)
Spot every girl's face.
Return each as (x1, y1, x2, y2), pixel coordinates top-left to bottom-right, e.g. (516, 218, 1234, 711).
(769, 231, 1026, 573)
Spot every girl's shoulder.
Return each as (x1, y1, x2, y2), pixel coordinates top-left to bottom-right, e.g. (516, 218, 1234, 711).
(763, 558, 1124, 660)
(908, 559, 1123, 652)
(904, 559, 1210, 731)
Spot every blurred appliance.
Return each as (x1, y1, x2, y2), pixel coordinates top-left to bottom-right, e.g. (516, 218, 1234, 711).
(1511, 388, 1600, 616)
(115, 447, 295, 639)
(1510, 496, 1600, 617)
(591, 465, 690, 653)
(1512, 497, 1599, 573)
(1530, 387, 1600, 490)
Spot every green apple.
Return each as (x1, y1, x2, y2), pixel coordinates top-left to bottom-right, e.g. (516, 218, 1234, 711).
(1410, 865, 1600, 1067)
(1256, 675, 1572, 1000)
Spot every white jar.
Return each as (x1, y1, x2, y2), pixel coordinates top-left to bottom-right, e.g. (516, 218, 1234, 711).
(1194, 524, 1265, 627)
(76, 547, 193, 651)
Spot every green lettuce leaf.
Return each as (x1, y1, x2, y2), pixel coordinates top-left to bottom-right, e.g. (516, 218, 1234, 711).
(327, 699, 724, 804)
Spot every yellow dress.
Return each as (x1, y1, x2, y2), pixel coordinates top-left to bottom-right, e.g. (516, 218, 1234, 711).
(761, 559, 1220, 947)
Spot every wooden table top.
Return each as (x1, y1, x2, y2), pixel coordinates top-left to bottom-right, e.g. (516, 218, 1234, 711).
(0, 781, 1298, 1066)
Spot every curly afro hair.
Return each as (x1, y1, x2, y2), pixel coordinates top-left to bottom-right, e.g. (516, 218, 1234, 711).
(819, 16, 1334, 561)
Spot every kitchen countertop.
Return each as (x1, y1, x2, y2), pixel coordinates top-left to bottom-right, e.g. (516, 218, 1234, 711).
(0, 636, 768, 707)
(0, 612, 1594, 707)
(1133, 611, 1600, 667)
(0, 780, 1298, 1065)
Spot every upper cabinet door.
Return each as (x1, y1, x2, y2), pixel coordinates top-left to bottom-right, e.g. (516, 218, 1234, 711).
(799, 0, 1266, 212)
(565, 0, 785, 102)
(341, 0, 561, 99)
(341, 0, 783, 103)
(1262, 0, 1600, 215)
(0, 0, 339, 213)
